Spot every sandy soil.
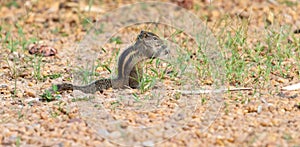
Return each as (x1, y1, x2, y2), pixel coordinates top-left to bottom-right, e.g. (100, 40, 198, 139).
(0, 0, 299, 146)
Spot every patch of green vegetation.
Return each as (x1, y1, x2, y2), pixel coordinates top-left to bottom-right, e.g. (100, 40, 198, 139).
(55, 101, 67, 114)
(2, 22, 43, 98)
(50, 101, 67, 118)
(282, 133, 292, 141)
(74, 62, 99, 85)
(15, 136, 21, 147)
(51, 27, 60, 34)
(88, 0, 94, 10)
(222, 20, 248, 85)
(16, 24, 27, 50)
(40, 90, 55, 102)
(94, 104, 101, 108)
(5, 32, 18, 52)
(174, 92, 181, 100)
(110, 36, 123, 44)
(132, 93, 140, 102)
(138, 59, 168, 93)
(61, 32, 69, 37)
(50, 111, 59, 118)
(281, 0, 298, 7)
(2, 23, 36, 52)
(50, 27, 69, 37)
(5, 0, 19, 8)
(201, 97, 207, 104)
(224, 102, 229, 115)
(214, 15, 299, 92)
(95, 23, 104, 35)
(40, 85, 61, 102)
(110, 101, 120, 109)
(139, 74, 157, 94)
(241, 96, 250, 104)
(43, 73, 62, 79)
(17, 110, 24, 119)
(5, 57, 18, 98)
(102, 64, 111, 73)
(80, 17, 93, 31)
(32, 55, 44, 81)
(194, 3, 200, 12)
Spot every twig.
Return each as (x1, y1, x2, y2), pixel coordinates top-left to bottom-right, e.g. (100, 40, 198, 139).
(282, 83, 300, 91)
(175, 87, 252, 94)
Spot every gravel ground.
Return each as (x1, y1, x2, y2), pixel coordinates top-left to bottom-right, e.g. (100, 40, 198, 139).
(0, 0, 300, 146)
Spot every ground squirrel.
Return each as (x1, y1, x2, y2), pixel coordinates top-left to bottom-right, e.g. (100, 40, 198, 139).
(54, 31, 169, 93)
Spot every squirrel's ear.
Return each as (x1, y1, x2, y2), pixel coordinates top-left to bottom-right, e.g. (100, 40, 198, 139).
(137, 30, 146, 40)
(137, 33, 143, 40)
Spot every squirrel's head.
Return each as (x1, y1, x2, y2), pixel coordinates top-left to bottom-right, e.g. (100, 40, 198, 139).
(137, 30, 169, 58)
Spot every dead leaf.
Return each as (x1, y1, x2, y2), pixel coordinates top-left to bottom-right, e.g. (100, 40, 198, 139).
(28, 43, 57, 57)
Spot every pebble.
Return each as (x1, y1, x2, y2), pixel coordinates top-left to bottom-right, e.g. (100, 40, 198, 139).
(276, 77, 288, 84)
(16, 91, 23, 98)
(0, 84, 9, 89)
(25, 90, 36, 97)
(97, 129, 109, 136)
(257, 105, 263, 114)
(109, 131, 121, 139)
(0, 1, 300, 146)
(142, 140, 155, 147)
(28, 82, 34, 87)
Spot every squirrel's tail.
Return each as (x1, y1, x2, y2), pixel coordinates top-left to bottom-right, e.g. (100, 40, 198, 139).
(55, 79, 112, 94)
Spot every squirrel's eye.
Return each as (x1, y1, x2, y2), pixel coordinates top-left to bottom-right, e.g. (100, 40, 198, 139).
(153, 37, 158, 40)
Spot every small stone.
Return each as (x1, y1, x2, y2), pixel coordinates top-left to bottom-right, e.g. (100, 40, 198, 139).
(35, 17, 46, 23)
(227, 137, 235, 143)
(96, 66, 104, 73)
(25, 90, 36, 97)
(257, 105, 263, 114)
(187, 121, 197, 128)
(236, 109, 244, 115)
(148, 112, 156, 119)
(195, 130, 202, 138)
(142, 140, 155, 147)
(266, 11, 274, 25)
(0, 84, 8, 89)
(267, 104, 275, 112)
(215, 138, 225, 146)
(211, 10, 220, 18)
(109, 131, 121, 139)
(203, 79, 212, 85)
(276, 77, 288, 84)
(280, 109, 285, 113)
(40, 112, 48, 119)
(97, 129, 109, 136)
(28, 82, 34, 87)
(260, 119, 271, 127)
(42, 71, 48, 76)
(16, 91, 23, 98)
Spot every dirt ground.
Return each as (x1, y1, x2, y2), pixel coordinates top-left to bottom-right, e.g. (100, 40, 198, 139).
(0, 0, 300, 146)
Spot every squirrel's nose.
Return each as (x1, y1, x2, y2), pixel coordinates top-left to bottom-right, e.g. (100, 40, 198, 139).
(164, 49, 170, 55)
(162, 45, 170, 55)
